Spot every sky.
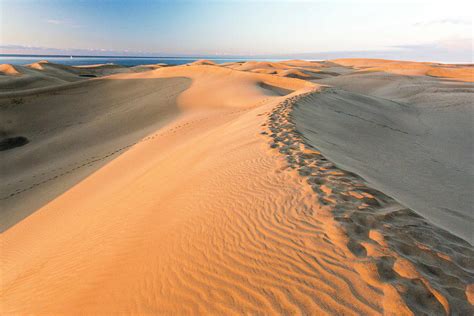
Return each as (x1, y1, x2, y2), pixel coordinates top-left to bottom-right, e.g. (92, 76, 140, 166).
(0, 0, 472, 62)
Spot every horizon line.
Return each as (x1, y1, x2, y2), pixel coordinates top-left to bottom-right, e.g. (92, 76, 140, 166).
(1, 53, 472, 65)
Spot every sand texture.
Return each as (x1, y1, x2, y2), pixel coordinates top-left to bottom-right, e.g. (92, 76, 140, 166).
(1, 59, 473, 315)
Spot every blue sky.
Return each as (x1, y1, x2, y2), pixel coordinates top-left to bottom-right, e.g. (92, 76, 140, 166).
(0, 0, 472, 61)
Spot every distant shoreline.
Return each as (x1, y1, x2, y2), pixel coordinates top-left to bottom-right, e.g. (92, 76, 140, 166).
(1, 54, 470, 65)
(0, 53, 280, 60)
(0, 55, 284, 67)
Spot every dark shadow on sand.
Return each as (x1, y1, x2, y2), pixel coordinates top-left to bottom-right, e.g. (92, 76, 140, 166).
(0, 76, 191, 232)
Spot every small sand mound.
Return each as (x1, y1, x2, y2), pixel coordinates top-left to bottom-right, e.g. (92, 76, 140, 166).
(129, 64, 166, 73)
(278, 68, 313, 79)
(27, 60, 50, 70)
(331, 58, 400, 68)
(0, 64, 21, 76)
(250, 68, 277, 74)
(230, 61, 291, 72)
(282, 59, 324, 68)
(219, 61, 242, 67)
(189, 59, 217, 66)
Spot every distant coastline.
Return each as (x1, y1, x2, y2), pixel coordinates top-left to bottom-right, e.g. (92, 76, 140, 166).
(0, 53, 260, 59)
(0, 54, 284, 67)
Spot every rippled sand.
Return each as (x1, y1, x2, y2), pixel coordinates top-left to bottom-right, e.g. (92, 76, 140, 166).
(1, 59, 473, 314)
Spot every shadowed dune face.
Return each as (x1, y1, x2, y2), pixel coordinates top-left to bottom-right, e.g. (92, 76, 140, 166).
(293, 88, 473, 242)
(0, 76, 191, 232)
(258, 81, 294, 96)
(268, 92, 474, 315)
(306, 62, 474, 243)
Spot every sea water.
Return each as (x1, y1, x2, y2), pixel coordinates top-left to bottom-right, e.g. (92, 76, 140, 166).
(0, 54, 283, 67)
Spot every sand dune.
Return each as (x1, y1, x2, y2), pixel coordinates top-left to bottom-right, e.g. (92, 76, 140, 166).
(281, 59, 325, 68)
(270, 92, 473, 314)
(189, 59, 217, 66)
(129, 63, 167, 72)
(307, 63, 473, 242)
(0, 64, 20, 76)
(222, 60, 339, 80)
(1, 64, 307, 231)
(1, 60, 473, 314)
(331, 58, 474, 81)
(0, 61, 133, 93)
(1, 73, 190, 232)
(293, 85, 473, 243)
(227, 61, 292, 71)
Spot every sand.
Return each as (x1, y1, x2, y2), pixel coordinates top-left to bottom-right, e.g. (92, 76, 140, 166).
(0, 61, 133, 93)
(293, 85, 473, 243)
(221, 60, 335, 80)
(1, 72, 191, 231)
(300, 60, 474, 243)
(331, 58, 474, 81)
(1, 59, 473, 314)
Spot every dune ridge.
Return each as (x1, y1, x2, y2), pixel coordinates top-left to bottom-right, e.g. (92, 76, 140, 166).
(267, 89, 473, 314)
(0, 61, 135, 93)
(4, 68, 388, 314)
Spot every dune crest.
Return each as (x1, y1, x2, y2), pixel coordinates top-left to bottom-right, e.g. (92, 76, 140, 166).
(189, 59, 217, 66)
(27, 60, 50, 70)
(271, 90, 473, 314)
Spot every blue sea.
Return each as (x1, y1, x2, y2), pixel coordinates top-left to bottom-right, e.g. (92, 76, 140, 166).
(0, 54, 282, 67)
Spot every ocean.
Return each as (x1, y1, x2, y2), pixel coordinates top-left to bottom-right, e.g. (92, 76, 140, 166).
(0, 54, 282, 67)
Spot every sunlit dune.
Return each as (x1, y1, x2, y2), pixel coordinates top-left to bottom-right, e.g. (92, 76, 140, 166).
(331, 58, 474, 82)
(0, 64, 20, 76)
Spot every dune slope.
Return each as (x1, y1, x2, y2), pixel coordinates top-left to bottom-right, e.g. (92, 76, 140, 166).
(293, 87, 473, 243)
(1, 74, 191, 231)
(306, 64, 474, 243)
(0, 61, 132, 93)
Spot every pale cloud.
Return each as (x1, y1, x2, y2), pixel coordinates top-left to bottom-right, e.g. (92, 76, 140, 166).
(0, 44, 157, 57)
(395, 38, 472, 51)
(46, 19, 65, 25)
(46, 19, 83, 28)
(1, 40, 472, 63)
(414, 18, 471, 27)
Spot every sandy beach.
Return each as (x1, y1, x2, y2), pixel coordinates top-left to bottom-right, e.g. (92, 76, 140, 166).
(1, 59, 473, 314)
